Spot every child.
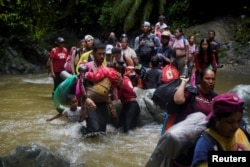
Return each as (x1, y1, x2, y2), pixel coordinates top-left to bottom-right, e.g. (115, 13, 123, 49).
(46, 96, 85, 122)
(143, 55, 162, 89)
(117, 66, 141, 133)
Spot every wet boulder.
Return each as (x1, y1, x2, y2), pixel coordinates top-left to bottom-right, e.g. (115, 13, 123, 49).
(229, 84, 250, 125)
(113, 87, 165, 126)
(0, 143, 70, 167)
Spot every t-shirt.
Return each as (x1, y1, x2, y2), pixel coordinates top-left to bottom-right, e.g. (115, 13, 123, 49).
(143, 67, 162, 89)
(62, 107, 82, 122)
(122, 47, 137, 59)
(192, 128, 250, 167)
(118, 76, 137, 104)
(50, 47, 68, 72)
(174, 87, 216, 124)
(76, 50, 107, 74)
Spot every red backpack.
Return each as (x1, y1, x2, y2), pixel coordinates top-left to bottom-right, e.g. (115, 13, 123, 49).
(161, 63, 179, 83)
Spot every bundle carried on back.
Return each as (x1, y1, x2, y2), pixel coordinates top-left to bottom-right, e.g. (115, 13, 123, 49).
(146, 112, 208, 167)
(53, 75, 77, 107)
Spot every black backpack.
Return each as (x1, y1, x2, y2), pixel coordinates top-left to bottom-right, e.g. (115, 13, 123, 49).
(152, 79, 198, 114)
(174, 131, 223, 166)
(137, 34, 156, 63)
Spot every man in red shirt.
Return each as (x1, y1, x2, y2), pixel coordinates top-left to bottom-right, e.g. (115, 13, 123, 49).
(49, 37, 68, 96)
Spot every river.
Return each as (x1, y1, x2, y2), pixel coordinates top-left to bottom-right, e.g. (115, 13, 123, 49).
(0, 69, 249, 167)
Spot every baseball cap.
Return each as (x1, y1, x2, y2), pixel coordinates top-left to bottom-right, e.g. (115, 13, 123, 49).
(106, 44, 113, 54)
(206, 93, 245, 120)
(84, 35, 94, 41)
(143, 21, 151, 27)
(55, 37, 65, 44)
(161, 31, 171, 37)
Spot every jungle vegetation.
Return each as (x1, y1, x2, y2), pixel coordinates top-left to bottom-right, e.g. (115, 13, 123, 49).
(0, 0, 249, 45)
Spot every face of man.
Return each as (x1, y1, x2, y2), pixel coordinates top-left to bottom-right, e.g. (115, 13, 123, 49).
(120, 38, 128, 49)
(161, 35, 170, 45)
(208, 32, 215, 41)
(141, 25, 150, 33)
(93, 48, 106, 66)
(85, 38, 94, 49)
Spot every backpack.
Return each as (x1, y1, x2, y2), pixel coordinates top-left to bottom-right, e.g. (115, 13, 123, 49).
(161, 63, 179, 84)
(137, 34, 156, 63)
(175, 126, 250, 166)
(173, 131, 222, 166)
(152, 79, 198, 114)
(64, 46, 77, 73)
(146, 112, 207, 167)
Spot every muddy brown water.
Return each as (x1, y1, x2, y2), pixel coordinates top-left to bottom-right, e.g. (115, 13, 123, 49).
(0, 69, 249, 166)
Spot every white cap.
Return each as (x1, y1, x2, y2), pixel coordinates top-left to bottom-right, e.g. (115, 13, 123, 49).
(106, 44, 113, 54)
(143, 21, 151, 27)
(84, 35, 94, 40)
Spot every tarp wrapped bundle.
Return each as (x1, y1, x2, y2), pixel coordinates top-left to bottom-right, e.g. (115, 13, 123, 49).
(146, 112, 207, 167)
(53, 75, 77, 107)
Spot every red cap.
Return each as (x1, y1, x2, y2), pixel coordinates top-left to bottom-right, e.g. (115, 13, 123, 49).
(206, 93, 244, 120)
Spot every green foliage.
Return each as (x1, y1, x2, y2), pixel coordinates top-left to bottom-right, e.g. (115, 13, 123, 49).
(234, 17, 250, 44)
(165, 0, 191, 29)
(0, 0, 249, 44)
(112, 0, 167, 32)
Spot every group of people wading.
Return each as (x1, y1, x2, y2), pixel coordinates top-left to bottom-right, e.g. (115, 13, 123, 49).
(46, 15, 250, 167)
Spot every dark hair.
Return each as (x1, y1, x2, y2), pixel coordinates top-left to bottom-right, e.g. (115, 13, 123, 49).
(159, 15, 165, 20)
(197, 38, 213, 66)
(208, 30, 216, 35)
(120, 36, 129, 43)
(79, 39, 85, 43)
(112, 47, 121, 54)
(176, 28, 184, 35)
(93, 41, 106, 52)
(150, 55, 159, 67)
(199, 68, 214, 80)
(207, 110, 243, 128)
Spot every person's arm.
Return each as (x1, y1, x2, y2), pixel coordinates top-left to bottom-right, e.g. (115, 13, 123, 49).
(71, 49, 77, 74)
(154, 36, 161, 48)
(160, 54, 172, 64)
(46, 113, 62, 122)
(173, 77, 189, 104)
(212, 54, 217, 73)
(157, 70, 162, 86)
(185, 39, 189, 65)
(124, 54, 134, 66)
(134, 37, 140, 52)
(49, 58, 55, 78)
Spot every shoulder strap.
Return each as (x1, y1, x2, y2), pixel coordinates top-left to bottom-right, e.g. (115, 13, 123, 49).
(74, 48, 80, 57)
(183, 38, 186, 45)
(202, 132, 223, 151)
